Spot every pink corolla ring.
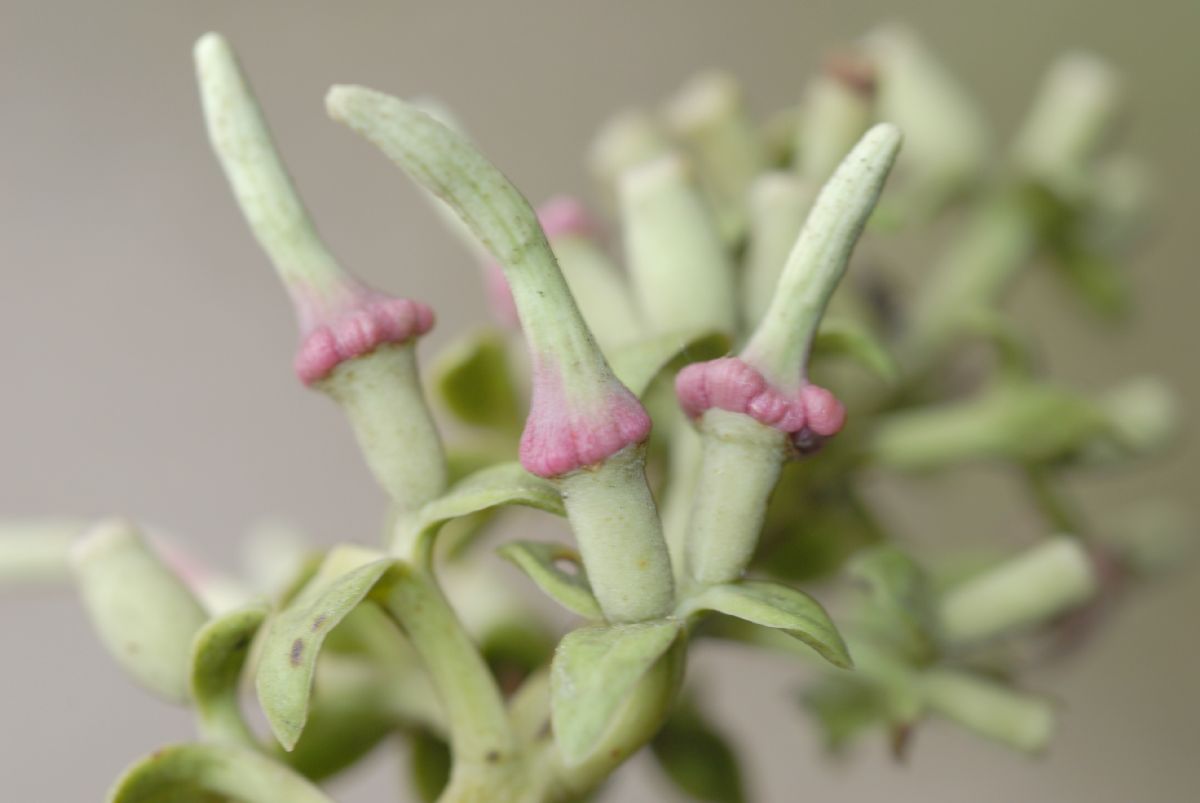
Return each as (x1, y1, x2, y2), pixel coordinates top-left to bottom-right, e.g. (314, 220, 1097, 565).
(675, 357, 847, 453)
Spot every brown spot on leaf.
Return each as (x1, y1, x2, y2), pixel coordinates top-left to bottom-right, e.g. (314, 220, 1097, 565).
(311, 614, 328, 632)
(289, 638, 304, 667)
(485, 750, 500, 764)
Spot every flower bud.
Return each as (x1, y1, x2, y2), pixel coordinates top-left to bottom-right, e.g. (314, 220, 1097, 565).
(1012, 52, 1122, 201)
(588, 109, 673, 210)
(71, 519, 209, 703)
(796, 52, 876, 184)
(862, 25, 990, 216)
(619, 153, 738, 336)
(678, 124, 901, 586)
(664, 70, 766, 241)
(195, 33, 447, 511)
(938, 537, 1098, 645)
(327, 86, 674, 622)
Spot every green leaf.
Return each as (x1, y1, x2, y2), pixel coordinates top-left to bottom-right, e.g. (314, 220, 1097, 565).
(408, 728, 453, 803)
(651, 697, 746, 803)
(431, 328, 522, 432)
(498, 541, 602, 619)
(393, 462, 563, 558)
(847, 546, 937, 661)
(191, 601, 270, 746)
(108, 742, 333, 803)
(609, 329, 729, 397)
(255, 546, 396, 750)
(812, 317, 898, 383)
(680, 580, 851, 669)
(71, 520, 209, 704)
(800, 674, 891, 753)
(551, 620, 682, 765)
(283, 653, 403, 782)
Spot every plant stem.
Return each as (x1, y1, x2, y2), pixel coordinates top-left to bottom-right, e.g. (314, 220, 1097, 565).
(558, 446, 675, 623)
(683, 410, 788, 587)
(381, 567, 514, 768)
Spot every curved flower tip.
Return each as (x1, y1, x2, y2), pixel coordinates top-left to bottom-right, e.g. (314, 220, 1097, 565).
(675, 357, 846, 449)
(481, 196, 598, 329)
(519, 363, 652, 478)
(293, 286, 435, 385)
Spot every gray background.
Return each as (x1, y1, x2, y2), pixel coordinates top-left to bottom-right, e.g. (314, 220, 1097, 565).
(2, 1, 1198, 801)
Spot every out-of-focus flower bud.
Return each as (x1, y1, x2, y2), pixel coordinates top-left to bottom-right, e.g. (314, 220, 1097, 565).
(71, 519, 209, 703)
(195, 33, 447, 511)
(619, 153, 739, 336)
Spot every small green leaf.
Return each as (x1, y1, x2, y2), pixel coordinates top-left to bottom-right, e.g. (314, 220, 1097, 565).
(651, 697, 746, 803)
(256, 547, 397, 750)
(108, 742, 334, 803)
(551, 620, 682, 765)
(431, 328, 522, 432)
(498, 541, 602, 619)
(609, 329, 729, 397)
(283, 653, 403, 781)
(681, 581, 851, 669)
(408, 728, 453, 803)
(812, 317, 898, 383)
(71, 520, 209, 704)
(1049, 246, 1130, 319)
(393, 462, 563, 558)
(800, 674, 891, 753)
(848, 546, 937, 661)
(191, 601, 270, 746)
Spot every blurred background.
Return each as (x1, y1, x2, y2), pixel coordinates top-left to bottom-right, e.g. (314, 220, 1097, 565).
(2, 1, 1198, 800)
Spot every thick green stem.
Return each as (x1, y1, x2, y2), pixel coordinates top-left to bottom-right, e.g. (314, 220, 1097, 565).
(382, 568, 514, 767)
(660, 414, 705, 586)
(319, 344, 447, 512)
(558, 447, 674, 623)
(684, 411, 788, 587)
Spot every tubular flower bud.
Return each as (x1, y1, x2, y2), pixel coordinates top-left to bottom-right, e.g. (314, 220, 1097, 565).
(195, 33, 446, 511)
(796, 51, 877, 184)
(327, 86, 673, 623)
(679, 124, 901, 587)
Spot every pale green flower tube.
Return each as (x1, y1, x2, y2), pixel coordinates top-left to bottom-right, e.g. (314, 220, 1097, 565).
(619, 153, 738, 336)
(679, 124, 902, 588)
(665, 70, 765, 241)
(195, 33, 447, 512)
(938, 537, 1098, 645)
(72, 519, 209, 703)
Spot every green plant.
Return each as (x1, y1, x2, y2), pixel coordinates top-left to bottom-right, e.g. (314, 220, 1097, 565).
(2, 24, 1188, 803)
